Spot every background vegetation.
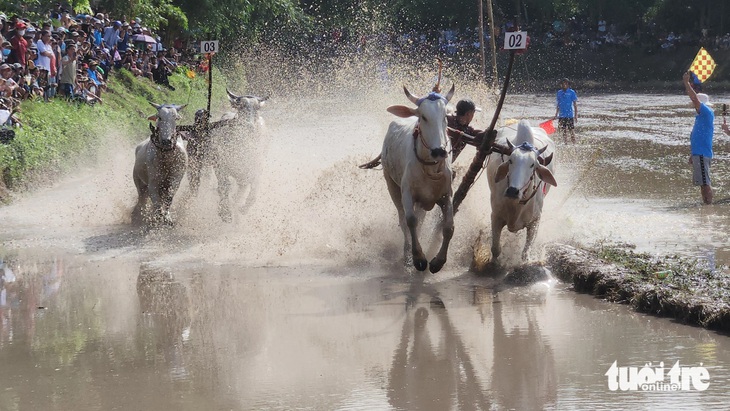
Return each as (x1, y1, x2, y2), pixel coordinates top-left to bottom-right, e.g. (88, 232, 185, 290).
(4, 0, 728, 52)
(0, 67, 231, 199)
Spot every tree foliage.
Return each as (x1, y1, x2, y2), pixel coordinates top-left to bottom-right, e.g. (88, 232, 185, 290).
(2, 0, 728, 47)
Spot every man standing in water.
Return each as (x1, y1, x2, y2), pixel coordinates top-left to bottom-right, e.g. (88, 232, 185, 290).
(683, 71, 714, 205)
(554, 78, 578, 143)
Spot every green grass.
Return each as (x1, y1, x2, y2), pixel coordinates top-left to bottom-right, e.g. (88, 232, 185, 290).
(0, 65, 236, 197)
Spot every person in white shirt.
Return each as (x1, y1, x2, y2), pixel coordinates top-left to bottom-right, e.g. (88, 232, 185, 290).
(35, 30, 53, 72)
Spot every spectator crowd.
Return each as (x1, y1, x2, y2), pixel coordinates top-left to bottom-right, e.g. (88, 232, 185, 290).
(0, 7, 190, 127)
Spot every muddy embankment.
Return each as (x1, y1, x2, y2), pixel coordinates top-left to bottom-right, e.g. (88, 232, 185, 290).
(547, 244, 730, 332)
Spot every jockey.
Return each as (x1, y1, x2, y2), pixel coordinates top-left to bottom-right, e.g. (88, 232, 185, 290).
(447, 99, 484, 161)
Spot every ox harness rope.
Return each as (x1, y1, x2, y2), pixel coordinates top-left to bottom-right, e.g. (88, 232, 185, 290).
(412, 123, 451, 169)
(411, 92, 451, 167)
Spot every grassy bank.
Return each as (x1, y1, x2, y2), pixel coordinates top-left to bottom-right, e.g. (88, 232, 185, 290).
(547, 243, 730, 331)
(0, 66, 233, 202)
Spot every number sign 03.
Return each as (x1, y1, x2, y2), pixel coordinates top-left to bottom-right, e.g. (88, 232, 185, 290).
(504, 32, 528, 50)
(200, 40, 219, 53)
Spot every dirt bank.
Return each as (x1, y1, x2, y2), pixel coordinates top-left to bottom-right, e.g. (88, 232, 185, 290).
(546, 243, 730, 332)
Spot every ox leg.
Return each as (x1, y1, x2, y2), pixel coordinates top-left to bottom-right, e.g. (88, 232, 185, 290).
(132, 176, 148, 225)
(215, 168, 232, 222)
(385, 174, 410, 265)
(188, 159, 202, 197)
(522, 218, 540, 261)
(160, 183, 176, 226)
(490, 214, 506, 261)
(402, 195, 427, 272)
(147, 181, 164, 225)
(429, 196, 454, 274)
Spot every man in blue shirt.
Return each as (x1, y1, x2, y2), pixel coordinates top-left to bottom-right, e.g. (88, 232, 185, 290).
(683, 71, 714, 204)
(554, 78, 578, 143)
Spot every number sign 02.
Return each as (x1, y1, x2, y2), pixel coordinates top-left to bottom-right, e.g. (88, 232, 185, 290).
(200, 40, 219, 53)
(504, 32, 528, 50)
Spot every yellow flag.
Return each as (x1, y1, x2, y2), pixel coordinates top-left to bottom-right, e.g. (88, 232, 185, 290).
(689, 47, 716, 83)
(186, 69, 196, 79)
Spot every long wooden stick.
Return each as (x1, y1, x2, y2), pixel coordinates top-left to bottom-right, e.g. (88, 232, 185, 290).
(486, 0, 498, 88)
(452, 50, 516, 214)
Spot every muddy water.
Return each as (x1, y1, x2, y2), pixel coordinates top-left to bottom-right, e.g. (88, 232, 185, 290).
(1, 90, 730, 409)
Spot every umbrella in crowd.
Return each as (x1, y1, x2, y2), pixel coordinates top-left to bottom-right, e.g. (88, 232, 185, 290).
(132, 34, 156, 44)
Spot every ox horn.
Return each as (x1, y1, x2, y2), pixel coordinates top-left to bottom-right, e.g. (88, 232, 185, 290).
(257, 95, 270, 102)
(149, 102, 162, 110)
(444, 83, 455, 102)
(506, 139, 515, 150)
(537, 145, 548, 155)
(433, 58, 443, 93)
(173, 104, 188, 111)
(226, 89, 239, 99)
(403, 85, 420, 105)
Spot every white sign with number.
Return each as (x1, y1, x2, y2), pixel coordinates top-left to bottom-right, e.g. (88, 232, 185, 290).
(504, 31, 528, 50)
(200, 40, 219, 53)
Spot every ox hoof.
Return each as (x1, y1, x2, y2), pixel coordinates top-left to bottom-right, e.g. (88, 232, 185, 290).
(414, 258, 428, 272)
(429, 258, 446, 274)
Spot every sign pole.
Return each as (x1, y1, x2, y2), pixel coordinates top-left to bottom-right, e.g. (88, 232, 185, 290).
(207, 52, 213, 117)
(486, 0, 498, 88)
(478, 0, 486, 82)
(200, 40, 219, 130)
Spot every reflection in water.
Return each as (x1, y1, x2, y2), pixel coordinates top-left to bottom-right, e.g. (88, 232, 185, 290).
(0, 253, 729, 410)
(388, 277, 490, 410)
(489, 287, 557, 410)
(136, 264, 192, 381)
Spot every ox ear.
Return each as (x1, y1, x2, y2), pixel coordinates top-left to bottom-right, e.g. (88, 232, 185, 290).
(147, 114, 158, 121)
(538, 153, 553, 166)
(536, 165, 557, 187)
(387, 105, 418, 118)
(444, 83, 455, 102)
(494, 161, 509, 183)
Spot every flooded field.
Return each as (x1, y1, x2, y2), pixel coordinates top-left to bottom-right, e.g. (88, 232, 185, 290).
(1, 89, 730, 409)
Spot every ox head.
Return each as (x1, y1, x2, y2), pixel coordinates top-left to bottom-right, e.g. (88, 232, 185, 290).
(148, 102, 187, 149)
(386, 84, 456, 161)
(494, 122, 557, 200)
(227, 89, 268, 123)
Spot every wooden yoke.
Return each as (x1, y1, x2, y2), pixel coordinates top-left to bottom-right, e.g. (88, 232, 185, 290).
(452, 50, 516, 214)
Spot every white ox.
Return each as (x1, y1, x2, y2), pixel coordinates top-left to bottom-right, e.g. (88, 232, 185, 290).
(486, 120, 557, 260)
(381, 85, 455, 273)
(209, 90, 268, 222)
(132, 103, 188, 225)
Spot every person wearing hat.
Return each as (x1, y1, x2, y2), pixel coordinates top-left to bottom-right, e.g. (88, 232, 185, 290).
(447, 99, 486, 161)
(85, 59, 105, 94)
(8, 21, 28, 66)
(0, 15, 7, 44)
(116, 22, 131, 53)
(1, 40, 11, 63)
(58, 41, 78, 98)
(683, 71, 715, 205)
(0, 63, 19, 98)
(554, 78, 578, 143)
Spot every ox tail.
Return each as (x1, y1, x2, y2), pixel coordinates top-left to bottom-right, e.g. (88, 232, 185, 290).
(358, 154, 382, 169)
